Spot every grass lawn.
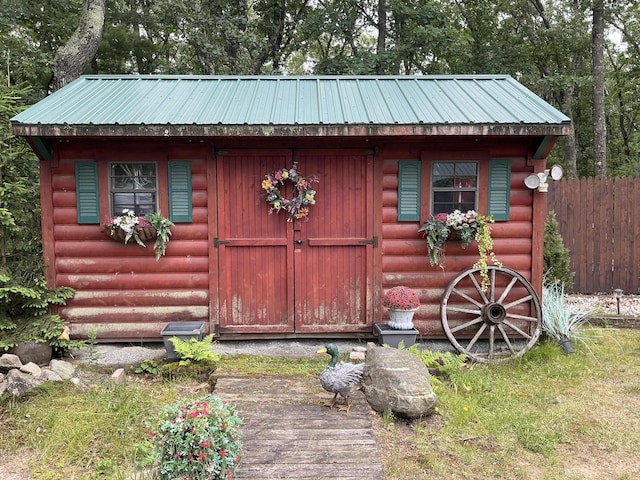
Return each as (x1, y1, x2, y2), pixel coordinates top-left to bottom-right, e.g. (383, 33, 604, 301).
(1, 328, 640, 479)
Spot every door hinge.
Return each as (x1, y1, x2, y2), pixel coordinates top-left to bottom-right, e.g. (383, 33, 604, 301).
(359, 236, 378, 248)
(214, 238, 230, 248)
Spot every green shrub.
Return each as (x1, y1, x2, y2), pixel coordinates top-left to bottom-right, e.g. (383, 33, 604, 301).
(543, 210, 574, 291)
(404, 345, 467, 391)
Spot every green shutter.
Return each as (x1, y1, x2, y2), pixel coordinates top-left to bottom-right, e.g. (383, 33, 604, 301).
(397, 160, 421, 222)
(488, 160, 511, 221)
(168, 161, 192, 223)
(75, 162, 100, 224)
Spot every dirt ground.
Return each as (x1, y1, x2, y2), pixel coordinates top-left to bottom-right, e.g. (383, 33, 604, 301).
(0, 451, 34, 480)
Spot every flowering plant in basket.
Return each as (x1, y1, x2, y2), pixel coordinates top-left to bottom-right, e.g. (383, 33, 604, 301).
(382, 286, 420, 311)
(102, 209, 174, 260)
(418, 209, 500, 291)
(152, 394, 242, 480)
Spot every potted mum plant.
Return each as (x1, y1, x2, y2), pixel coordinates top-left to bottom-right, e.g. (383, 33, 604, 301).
(102, 209, 174, 260)
(152, 394, 242, 480)
(382, 286, 420, 330)
(418, 209, 500, 291)
(375, 285, 420, 347)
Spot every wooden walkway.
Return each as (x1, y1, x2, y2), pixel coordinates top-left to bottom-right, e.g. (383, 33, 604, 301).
(215, 375, 384, 480)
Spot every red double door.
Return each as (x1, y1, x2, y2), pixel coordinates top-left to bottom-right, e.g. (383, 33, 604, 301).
(216, 149, 374, 334)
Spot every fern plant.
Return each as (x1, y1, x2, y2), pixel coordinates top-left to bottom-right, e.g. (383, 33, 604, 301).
(169, 334, 220, 365)
(403, 344, 468, 391)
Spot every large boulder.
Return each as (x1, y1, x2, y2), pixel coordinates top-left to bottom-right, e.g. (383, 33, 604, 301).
(4, 369, 45, 396)
(9, 341, 53, 365)
(363, 346, 438, 419)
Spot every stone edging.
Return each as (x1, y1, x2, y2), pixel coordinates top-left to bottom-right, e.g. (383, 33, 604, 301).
(588, 315, 640, 329)
(0, 353, 75, 397)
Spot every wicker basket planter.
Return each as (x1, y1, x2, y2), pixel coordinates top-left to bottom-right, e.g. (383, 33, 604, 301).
(102, 225, 157, 243)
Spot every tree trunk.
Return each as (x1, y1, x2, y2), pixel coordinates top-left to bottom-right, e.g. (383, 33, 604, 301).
(376, 0, 387, 74)
(560, 84, 578, 179)
(50, 0, 105, 92)
(592, 0, 607, 177)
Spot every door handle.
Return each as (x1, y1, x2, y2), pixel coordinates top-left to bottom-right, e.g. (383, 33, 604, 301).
(294, 239, 304, 245)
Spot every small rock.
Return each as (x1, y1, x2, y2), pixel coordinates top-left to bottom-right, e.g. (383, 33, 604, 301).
(0, 353, 23, 373)
(20, 362, 42, 377)
(111, 368, 126, 385)
(71, 377, 80, 385)
(0, 372, 5, 383)
(352, 346, 367, 352)
(350, 351, 366, 361)
(49, 359, 75, 379)
(40, 369, 63, 381)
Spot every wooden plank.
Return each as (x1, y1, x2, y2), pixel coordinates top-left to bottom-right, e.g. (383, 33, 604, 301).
(593, 177, 610, 292)
(632, 178, 640, 293)
(613, 178, 631, 291)
(215, 375, 384, 480)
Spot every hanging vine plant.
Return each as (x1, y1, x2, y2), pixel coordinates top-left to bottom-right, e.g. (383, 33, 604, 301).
(261, 167, 318, 222)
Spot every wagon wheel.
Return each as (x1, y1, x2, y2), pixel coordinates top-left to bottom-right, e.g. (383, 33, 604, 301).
(441, 265, 542, 363)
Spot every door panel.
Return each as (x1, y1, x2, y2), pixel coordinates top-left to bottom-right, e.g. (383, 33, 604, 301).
(294, 152, 374, 332)
(217, 151, 294, 333)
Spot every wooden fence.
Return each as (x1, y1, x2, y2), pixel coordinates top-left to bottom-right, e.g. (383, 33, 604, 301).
(547, 177, 640, 294)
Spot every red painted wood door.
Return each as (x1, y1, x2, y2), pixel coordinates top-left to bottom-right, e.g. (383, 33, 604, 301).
(216, 150, 374, 334)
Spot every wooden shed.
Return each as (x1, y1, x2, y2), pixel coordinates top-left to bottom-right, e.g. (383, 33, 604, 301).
(11, 75, 570, 344)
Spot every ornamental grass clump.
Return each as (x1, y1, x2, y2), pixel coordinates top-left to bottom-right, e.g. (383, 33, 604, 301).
(152, 394, 242, 480)
(542, 281, 595, 353)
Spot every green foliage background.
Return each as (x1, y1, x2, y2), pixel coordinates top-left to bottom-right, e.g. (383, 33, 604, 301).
(0, 0, 638, 178)
(0, 78, 75, 350)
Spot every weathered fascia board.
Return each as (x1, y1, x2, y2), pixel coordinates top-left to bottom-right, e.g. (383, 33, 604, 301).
(12, 123, 572, 139)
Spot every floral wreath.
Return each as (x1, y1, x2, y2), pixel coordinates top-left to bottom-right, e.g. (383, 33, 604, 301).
(261, 167, 318, 221)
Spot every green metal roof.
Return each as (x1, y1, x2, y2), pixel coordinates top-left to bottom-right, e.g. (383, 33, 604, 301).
(11, 75, 571, 138)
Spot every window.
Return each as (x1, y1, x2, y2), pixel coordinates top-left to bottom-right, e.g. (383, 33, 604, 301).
(431, 162, 478, 214)
(109, 163, 157, 215)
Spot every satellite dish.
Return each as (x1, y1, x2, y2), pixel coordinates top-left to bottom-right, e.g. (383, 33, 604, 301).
(550, 165, 564, 181)
(524, 174, 540, 189)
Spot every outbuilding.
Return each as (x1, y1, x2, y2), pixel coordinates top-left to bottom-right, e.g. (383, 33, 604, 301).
(11, 75, 570, 344)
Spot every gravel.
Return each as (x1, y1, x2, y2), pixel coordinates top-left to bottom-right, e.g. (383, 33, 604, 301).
(70, 294, 639, 369)
(72, 339, 376, 368)
(565, 293, 640, 317)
